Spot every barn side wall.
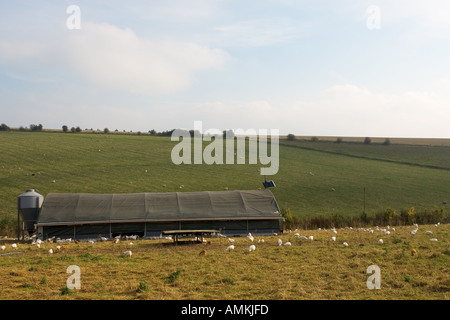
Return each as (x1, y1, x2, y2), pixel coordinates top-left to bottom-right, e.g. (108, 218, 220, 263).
(39, 219, 281, 240)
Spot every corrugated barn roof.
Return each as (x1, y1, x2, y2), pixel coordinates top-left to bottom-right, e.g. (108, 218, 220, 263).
(37, 189, 282, 226)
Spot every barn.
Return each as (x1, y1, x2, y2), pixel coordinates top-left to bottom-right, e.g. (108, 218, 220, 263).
(36, 189, 283, 240)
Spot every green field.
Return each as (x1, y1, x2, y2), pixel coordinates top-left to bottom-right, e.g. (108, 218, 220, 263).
(282, 138, 450, 170)
(0, 131, 449, 301)
(0, 131, 449, 235)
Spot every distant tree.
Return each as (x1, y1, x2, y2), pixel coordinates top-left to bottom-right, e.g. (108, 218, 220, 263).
(30, 124, 43, 131)
(223, 129, 234, 139)
(336, 137, 343, 143)
(103, 128, 110, 134)
(364, 137, 371, 144)
(189, 129, 201, 138)
(311, 136, 319, 142)
(0, 123, 10, 131)
(149, 129, 156, 135)
(281, 207, 296, 229)
(75, 126, 82, 133)
(62, 125, 68, 133)
(287, 133, 295, 141)
(383, 138, 391, 146)
(70, 127, 76, 133)
(157, 129, 175, 137)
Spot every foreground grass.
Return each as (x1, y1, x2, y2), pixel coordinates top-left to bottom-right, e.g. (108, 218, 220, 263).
(0, 224, 448, 300)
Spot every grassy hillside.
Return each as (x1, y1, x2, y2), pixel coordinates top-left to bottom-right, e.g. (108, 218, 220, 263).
(277, 138, 450, 224)
(0, 132, 449, 301)
(1, 131, 449, 235)
(281, 138, 450, 170)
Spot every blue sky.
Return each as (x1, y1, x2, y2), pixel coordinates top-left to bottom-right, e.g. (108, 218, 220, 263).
(1, 0, 449, 138)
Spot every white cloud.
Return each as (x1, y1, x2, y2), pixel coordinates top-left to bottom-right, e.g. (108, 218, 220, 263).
(287, 84, 450, 138)
(368, 1, 450, 41)
(178, 84, 450, 138)
(0, 22, 229, 95)
(62, 22, 229, 94)
(134, 0, 218, 23)
(0, 40, 44, 62)
(214, 17, 307, 47)
(6, 90, 152, 132)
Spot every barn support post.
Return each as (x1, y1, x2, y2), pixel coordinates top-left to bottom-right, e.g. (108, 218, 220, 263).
(17, 210, 21, 241)
(17, 198, 22, 241)
(17, 200, 20, 241)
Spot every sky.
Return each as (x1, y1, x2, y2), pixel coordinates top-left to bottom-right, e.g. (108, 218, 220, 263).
(0, 0, 449, 138)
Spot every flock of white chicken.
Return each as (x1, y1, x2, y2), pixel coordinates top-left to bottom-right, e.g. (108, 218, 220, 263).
(221, 222, 445, 253)
(0, 223, 446, 257)
(0, 234, 139, 257)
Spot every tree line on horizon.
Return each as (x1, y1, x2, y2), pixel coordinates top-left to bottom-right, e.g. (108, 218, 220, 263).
(286, 133, 391, 145)
(0, 123, 237, 138)
(0, 123, 44, 132)
(1, 123, 390, 145)
(0, 123, 175, 136)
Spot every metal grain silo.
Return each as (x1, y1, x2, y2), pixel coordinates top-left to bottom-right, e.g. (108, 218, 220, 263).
(17, 189, 44, 239)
